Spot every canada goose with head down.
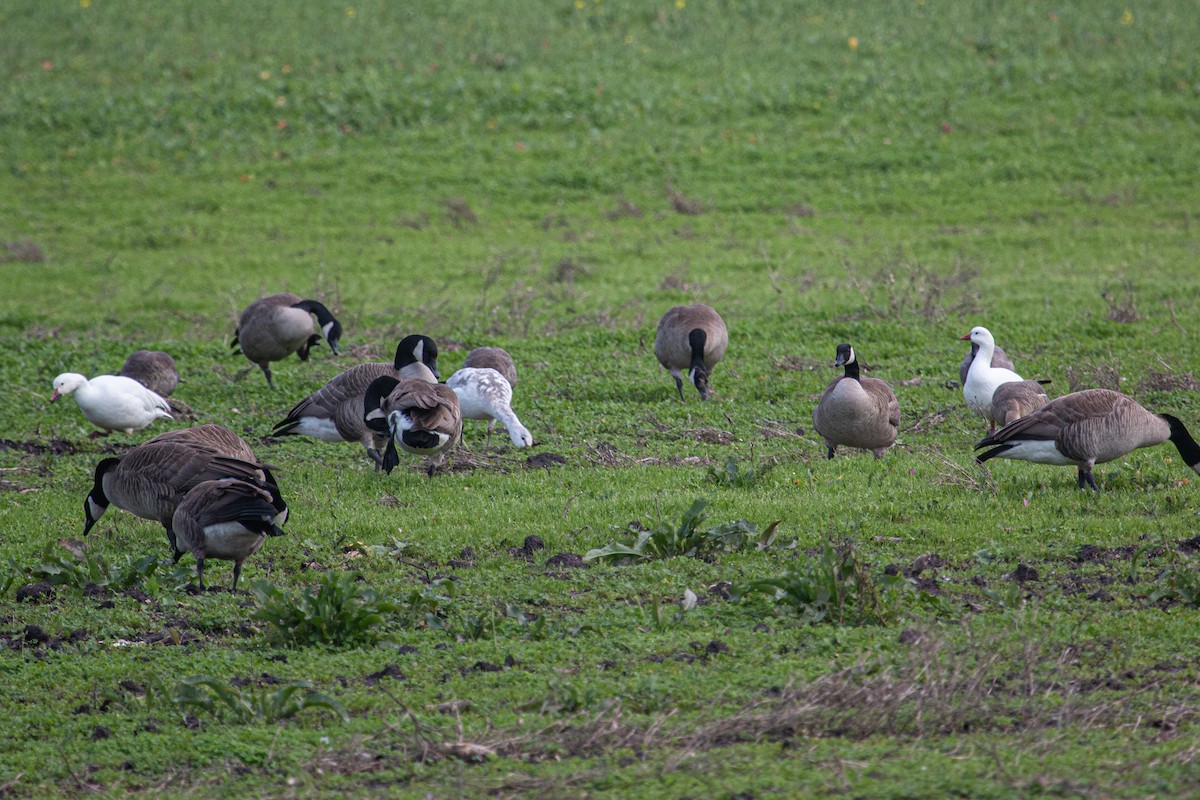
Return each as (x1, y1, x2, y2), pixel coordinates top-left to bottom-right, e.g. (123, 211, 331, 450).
(654, 304, 728, 401)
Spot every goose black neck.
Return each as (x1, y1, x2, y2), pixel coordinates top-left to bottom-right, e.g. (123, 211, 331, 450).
(364, 375, 401, 435)
(842, 360, 861, 381)
(1163, 414, 1200, 469)
(293, 300, 335, 327)
(688, 328, 707, 372)
(91, 458, 118, 507)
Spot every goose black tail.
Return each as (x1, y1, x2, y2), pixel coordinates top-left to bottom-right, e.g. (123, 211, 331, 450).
(976, 443, 1017, 464)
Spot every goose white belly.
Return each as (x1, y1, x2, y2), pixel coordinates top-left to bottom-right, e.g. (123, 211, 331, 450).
(288, 416, 346, 443)
(995, 439, 1077, 466)
(199, 522, 266, 560)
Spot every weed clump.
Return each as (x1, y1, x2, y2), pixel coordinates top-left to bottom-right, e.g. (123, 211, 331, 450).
(165, 675, 348, 724)
(707, 456, 778, 488)
(584, 499, 780, 564)
(251, 572, 398, 648)
(735, 544, 927, 626)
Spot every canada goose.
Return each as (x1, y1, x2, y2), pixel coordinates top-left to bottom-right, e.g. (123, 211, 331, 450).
(811, 344, 900, 459)
(960, 327, 1025, 432)
(447, 367, 532, 448)
(364, 375, 462, 475)
(990, 379, 1050, 428)
(463, 347, 518, 386)
(82, 425, 286, 553)
(50, 373, 172, 436)
(271, 334, 439, 468)
(975, 388, 1200, 491)
(118, 350, 179, 397)
(959, 341, 1014, 387)
(231, 293, 343, 388)
(171, 478, 286, 591)
(654, 304, 728, 401)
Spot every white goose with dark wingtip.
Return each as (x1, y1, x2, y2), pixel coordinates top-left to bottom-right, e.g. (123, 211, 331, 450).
(654, 304, 728, 401)
(271, 334, 439, 469)
(960, 326, 1025, 432)
(811, 343, 900, 459)
(50, 373, 172, 436)
(364, 375, 462, 475)
(171, 478, 287, 591)
(447, 367, 532, 448)
(975, 388, 1200, 491)
(231, 292, 343, 388)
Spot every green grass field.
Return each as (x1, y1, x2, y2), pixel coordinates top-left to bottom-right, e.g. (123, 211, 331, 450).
(2, 1, 1200, 797)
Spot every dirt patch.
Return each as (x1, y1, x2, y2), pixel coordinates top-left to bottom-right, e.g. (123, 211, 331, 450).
(527, 452, 567, 470)
(584, 441, 630, 467)
(1140, 371, 1200, 393)
(1066, 362, 1122, 393)
(666, 183, 704, 215)
(0, 239, 46, 263)
(14, 582, 55, 603)
(545, 552, 587, 570)
(508, 535, 546, 562)
(605, 197, 643, 220)
(756, 421, 803, 439)
(443, 198, 478, 227)
(686, 428, 735, 445)
(365, 665, 406, 686)
(0, 438, 78, 457)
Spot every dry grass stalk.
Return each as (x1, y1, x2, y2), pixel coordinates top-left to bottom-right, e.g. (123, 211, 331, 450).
(605, 196, 643, 220)
(915, 445, 999, 493)
(443, 198, 479, 227)
(1102, 281, 1140, 323)
(666, 183, 704, 215)
(1065, 361, 1122, 393)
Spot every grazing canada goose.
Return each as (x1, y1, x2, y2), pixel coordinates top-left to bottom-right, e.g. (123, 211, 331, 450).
(118, 350, 179, 397)
(447, 367, 532, 448)
(959, 341, 1014, 387)
(463, 347, 518, 386)
(82, 425, 286, 553)
(811, 343, 900, 459)
(364, 375, 462, 475)
(231, 292, 343, 388)
(172, 478, 286, 591)
(654, 304, 728, 401)
(271, 334, 439, 468)
(50, 373, 172, 436)
(975, 388, 1200, 491)
(960, 326, 1025, 432)
(990, 379, 1050, 428)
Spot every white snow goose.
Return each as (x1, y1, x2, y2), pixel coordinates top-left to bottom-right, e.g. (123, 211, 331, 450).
(447, 367, 532, 448)
(50, 373, 172, 436)
(960, 326, 1025, 432)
